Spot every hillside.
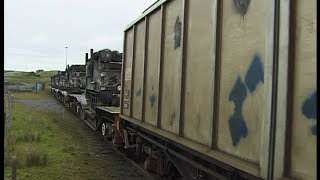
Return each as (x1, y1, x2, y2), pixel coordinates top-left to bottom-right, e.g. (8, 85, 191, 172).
(4, 70, 58, 85)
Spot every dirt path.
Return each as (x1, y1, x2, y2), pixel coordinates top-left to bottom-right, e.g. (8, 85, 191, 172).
(15, 95, 148, 180)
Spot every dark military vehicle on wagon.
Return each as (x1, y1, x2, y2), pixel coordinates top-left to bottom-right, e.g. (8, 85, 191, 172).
(83, 49, 123, 145)
(65, 65, 86, 94)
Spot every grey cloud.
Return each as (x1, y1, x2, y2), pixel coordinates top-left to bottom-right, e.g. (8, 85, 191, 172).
(4, 0, 156, 71)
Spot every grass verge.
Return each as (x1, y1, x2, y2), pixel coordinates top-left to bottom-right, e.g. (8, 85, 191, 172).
(4, 97, 81, 179)
(4, 70, 58, 84)
(11, 90, 52, 100)
(4, 91, 118, 180)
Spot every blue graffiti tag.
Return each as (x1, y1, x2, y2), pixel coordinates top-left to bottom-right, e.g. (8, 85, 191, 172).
(150, 94, 156, 107)
(302, 90, 317, 136)
(245, 54, 264, 93)
(229, 77, 248, 146)
(228, 54, 264, 146)
(136, 89, 142, 97)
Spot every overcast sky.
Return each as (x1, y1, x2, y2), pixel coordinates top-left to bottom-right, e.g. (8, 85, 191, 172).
(4, 0, 156, 71)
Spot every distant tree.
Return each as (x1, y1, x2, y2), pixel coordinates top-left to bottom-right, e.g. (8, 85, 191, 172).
(26, 72, 35, 76)
(26, 71, 40, 77)
(36, 69, 44, 73)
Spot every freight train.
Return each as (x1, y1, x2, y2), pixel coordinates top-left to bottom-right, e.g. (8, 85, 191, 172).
(51, 0, 317, 179)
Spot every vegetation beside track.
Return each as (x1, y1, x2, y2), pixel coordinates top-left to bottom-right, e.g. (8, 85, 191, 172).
(4, 91, 100, 179)
(4, 70, 58, 84)
(10, 91, 52, 99)
(5, 93, 69, 179)
(4, 90, 146, 180)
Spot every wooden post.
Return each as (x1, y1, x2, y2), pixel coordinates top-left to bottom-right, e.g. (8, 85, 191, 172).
(11, 156, 17, 180)
(4, 100, 6, 150)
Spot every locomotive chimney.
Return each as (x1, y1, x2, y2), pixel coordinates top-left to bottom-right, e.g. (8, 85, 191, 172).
(90, 49, 94, 78)
(85, 52, 89, 77)
(90, 49, 94, 61)
(85, 53, 88, 65)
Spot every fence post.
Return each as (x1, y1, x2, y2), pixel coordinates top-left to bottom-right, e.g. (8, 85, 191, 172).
(4, 99, 6, 152)
(12, 156, 17, 180)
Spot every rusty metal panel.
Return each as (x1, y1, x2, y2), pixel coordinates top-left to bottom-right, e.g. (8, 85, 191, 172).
(216, 0, 270, 163)
(287, 0, 317, 179)
(159, 0, 183, 135)
(122, 29, 134, 116)
(144, 10, 162, 126)
(132, 21, 146, 120)
(182, 0, 217, 146)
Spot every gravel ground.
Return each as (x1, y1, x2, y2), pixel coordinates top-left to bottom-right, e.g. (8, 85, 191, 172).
(14, 95, 149, 180)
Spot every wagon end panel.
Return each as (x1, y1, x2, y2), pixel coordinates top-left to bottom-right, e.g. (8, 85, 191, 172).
(122, 29, 134, 116)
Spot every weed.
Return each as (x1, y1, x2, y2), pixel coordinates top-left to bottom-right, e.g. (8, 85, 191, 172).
(24, 147, 48, 167)
(16, 130, 40, 142)
(46, 124, 52, 131)
(5, 135, 16, 154)
(52, 117, 59, 124)
(4, 135, 17, 166)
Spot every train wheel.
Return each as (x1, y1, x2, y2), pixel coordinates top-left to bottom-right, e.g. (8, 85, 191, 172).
(101, 123, 106, 136)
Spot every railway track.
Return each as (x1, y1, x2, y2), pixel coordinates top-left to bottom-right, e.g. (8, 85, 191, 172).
(55, 95, 161, 180)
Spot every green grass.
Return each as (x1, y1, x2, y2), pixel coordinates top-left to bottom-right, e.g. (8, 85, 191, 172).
(3, 97, 84, 179)
(16, 130, 41, 142)
(11, 90, 52, 100)
(37, 71, 59, 77)
(4, 70, 58, 84)
(24, 146, 48, 167)
(4, 91, 115, 180)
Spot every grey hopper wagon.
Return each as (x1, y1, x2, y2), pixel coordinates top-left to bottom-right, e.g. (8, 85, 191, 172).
(120, 0, 317, 179)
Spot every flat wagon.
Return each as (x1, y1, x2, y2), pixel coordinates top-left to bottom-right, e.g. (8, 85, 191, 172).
(120, 0, 317, 179)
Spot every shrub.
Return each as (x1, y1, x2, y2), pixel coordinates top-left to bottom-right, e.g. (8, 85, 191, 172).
(26, 72, 36, 77)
